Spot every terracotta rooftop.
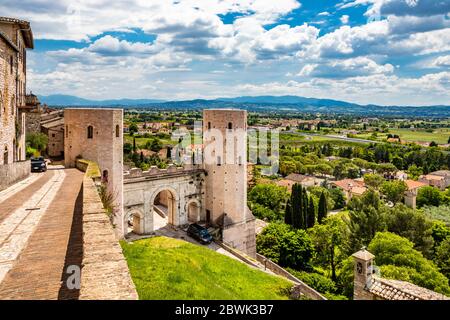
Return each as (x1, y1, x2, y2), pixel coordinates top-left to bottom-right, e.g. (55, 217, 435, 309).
(367, 277, 450, 300)
(423, 174, 445, 181)
(405, 179, 427, 191)
(276, 179, 295, 192)
(429, 170, 450, 177)
(332, 179, 366, 192)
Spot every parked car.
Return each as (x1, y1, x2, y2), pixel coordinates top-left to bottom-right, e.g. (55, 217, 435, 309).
(31, 157, 47, 172)
(187, 223, 213, 244)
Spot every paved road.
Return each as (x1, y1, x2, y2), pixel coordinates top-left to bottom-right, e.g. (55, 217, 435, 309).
(0, 168, 84, 300)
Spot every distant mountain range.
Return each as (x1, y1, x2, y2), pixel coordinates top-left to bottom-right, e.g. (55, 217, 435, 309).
(37, 94, 164, 106)
(37, 94, 450, 117)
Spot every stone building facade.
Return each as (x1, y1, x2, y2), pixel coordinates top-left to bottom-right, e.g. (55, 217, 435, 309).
(0, 17, 33, 165)
(64, 108, 124, 234)
(123, 165, 205, 236)
(203, 109, 256, 257)
(123, 109, 256, 257)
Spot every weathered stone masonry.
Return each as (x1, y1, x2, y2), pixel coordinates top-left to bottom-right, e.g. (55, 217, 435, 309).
(79, 162, 137, 300)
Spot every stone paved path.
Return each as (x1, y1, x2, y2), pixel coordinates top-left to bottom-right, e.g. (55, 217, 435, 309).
(0, 168, 84, 300)
(0, 171, 54, 224)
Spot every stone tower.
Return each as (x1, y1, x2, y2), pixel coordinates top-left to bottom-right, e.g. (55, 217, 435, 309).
(352, 248, 376, 300)
(64, 108, 124, 235)
(203, 109, 256, 257)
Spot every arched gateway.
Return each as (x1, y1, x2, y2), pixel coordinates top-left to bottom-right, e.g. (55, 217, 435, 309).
(122, 164, 205, 237)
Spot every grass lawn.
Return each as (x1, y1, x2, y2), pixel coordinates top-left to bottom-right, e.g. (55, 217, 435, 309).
(121, 237, 293, 300)
(389, 128, 450, 144)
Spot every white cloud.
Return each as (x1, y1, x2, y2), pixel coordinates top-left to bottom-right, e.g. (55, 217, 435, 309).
(299, 57, 394, 78)
(431, 55, 450, 67)
(340, 15, 350, 24)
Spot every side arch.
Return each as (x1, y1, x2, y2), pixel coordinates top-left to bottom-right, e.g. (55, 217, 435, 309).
(186, 199, 201, 223)
(125, 208, 144, 235)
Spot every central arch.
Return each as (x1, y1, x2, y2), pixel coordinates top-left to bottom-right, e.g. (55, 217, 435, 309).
(150, 186, 179, 230)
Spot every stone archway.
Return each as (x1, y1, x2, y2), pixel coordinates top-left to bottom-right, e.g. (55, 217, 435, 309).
(187, 199, 201, 223)
(125, 209, 144, 236)
(150, 186, 179, 229)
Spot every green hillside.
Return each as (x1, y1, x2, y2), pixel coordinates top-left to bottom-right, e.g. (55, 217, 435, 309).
(121, 237, 293, 300)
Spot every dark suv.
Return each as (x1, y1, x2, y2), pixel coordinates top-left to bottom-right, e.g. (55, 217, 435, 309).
(187, 223, 213, 244)
(31, 157, 47, 172)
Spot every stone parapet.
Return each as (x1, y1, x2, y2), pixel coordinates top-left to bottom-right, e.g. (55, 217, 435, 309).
(123, 164, 204, 181)
(255, 253, 327, 301)
(0, 160, 30, 191)
(79, 162, 138, 300)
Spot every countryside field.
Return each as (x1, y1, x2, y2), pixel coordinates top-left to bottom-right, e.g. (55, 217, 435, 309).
(121, 237, 293, 300)
(389, 129, 450, 144)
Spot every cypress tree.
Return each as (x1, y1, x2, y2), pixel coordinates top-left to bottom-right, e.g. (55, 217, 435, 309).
(285, 198, 292, 226)
(318, 192, 328, 224)
(292, 184, 303, 229)
(306, 196, 315, 228)
(302, 187, 308, 229)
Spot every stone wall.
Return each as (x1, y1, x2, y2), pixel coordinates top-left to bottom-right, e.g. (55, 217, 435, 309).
(25, 111, 41, 134)
(256, 253, 326, 300)
(0, 32, 18, 165)
(0, 160, 30, 191)
(79, 162, 138, 300)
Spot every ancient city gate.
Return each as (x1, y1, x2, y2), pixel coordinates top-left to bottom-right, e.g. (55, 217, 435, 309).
(122, 164, 205, 236)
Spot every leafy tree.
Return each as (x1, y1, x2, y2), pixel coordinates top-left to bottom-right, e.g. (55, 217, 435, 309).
(430, 141, 438, 147)
(149, 138, 163, 152)
(248, 184, 289, 216)
(435, 238, 450, 280)
(309, 217, 349, 281)
(308, 186, 335, 211)
(417, 186, 442, 208)
(329, 188, 346, 209)
(364, 173, 385, 189)
(368, 232, 450, 296)
(250, 203, 279, 221)
(407, 164, 423, 180)
(377, 163, 397, 175)
(26, 133, 48, 154)
(129, 123, 138, 135)
(380, 180, 407, 204)
(386, 204, 434, 258)
(431, 221, 450, 247)
(256, 223, 314, 270)
(318, 192, 328, 224)
(346, 189, 387, 254)
(123, 142, 133, 154)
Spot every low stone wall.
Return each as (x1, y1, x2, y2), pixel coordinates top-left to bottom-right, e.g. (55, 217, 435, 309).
(256, 253, 327, 300)
(123, 164, 204, 180)
(0, 160, 30, 191)
(79, 162, 138, 300)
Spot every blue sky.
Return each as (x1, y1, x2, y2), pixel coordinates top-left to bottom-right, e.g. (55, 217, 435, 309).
(2, 0, 450, 105)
